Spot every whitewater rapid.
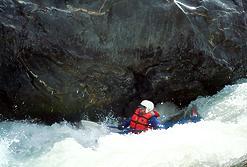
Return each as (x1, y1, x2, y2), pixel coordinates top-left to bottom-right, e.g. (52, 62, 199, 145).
(0, 79, 247, 167)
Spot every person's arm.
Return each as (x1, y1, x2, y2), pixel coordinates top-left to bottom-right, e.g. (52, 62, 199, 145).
(153, 110, 160, 117)
(149, 116, 163, 129)
(118, 118, 131, 130)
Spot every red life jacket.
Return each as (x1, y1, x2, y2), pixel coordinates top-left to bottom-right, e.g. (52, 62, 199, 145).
(130, 107, 159, 131)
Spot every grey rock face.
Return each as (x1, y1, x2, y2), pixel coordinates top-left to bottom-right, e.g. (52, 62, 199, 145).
(0, 0, 246, 123)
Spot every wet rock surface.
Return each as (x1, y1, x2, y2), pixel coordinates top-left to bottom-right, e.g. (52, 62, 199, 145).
(0, 0, 246, 123)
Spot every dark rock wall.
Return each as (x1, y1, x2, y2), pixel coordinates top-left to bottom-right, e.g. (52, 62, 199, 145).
(0, 0, 246, 123)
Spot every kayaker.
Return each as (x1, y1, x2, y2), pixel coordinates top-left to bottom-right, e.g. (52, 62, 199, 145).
(118, 100, 163, 133)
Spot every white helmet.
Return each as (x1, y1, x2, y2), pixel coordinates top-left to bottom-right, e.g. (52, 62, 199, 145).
(140, 100, 154, 113)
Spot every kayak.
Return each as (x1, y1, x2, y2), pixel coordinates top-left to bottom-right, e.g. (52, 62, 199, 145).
(162, 115, 202, 129)
(108, 115, 202, 134)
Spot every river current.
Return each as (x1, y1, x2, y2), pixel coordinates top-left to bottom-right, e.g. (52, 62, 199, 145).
(0, 79, 247, 167)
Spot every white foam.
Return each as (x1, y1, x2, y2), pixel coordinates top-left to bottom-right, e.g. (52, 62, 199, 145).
(22, 119, 247, 167)
(0, 139, 10, 167)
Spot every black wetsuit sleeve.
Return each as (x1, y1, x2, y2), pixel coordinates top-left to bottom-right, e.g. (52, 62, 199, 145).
(119, 118, 131, 129)
(149, 116, 162, 129)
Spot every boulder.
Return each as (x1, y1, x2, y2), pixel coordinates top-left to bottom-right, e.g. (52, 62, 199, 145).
(0, 0, 246, 123)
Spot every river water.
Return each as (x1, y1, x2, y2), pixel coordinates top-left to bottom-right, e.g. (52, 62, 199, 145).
(0, 79, 247, 167)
